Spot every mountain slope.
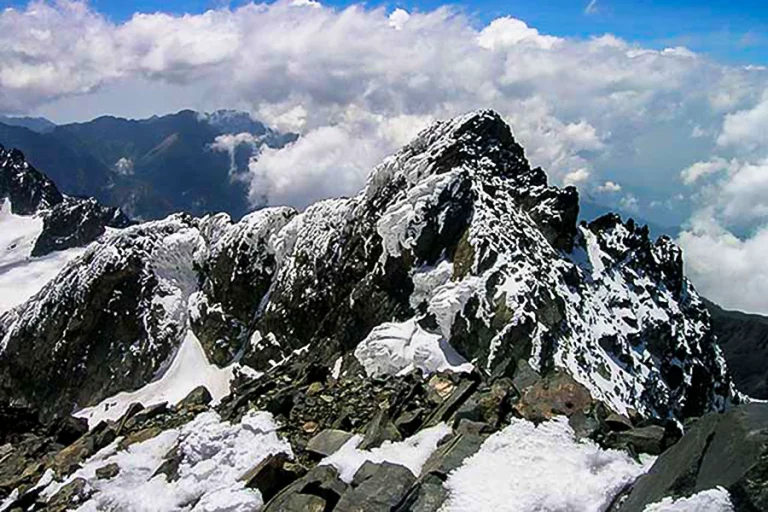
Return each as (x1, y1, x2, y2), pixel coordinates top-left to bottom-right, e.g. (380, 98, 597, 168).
(0, 110, 296, 221)
(0, 110, 731, 423)
(0, 145, 130, 316)
(0, 115, 56, 133)
(0, 111, 751, 512)
(704, 298, 768, 399)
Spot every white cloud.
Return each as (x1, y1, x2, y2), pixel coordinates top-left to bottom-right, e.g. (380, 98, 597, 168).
(679, 216, 768, 314)
(585, 0, 599, 15)
(717, 89, 768, 151)
(246, 108, 432, 208)
(596, 181, 622, 193)
(564, 168, 590, 186)
(210, 132, 263, 176)
(680, 157, 734, 184)
(389, 8, 410, 30)
(619, 194, 639, 212)
(476, 17, 562, 50)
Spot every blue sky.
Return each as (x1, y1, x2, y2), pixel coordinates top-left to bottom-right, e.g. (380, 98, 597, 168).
(7, 0, 767, 64)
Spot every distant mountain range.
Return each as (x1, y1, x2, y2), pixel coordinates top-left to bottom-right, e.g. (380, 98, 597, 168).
(0, 110, 296, 220)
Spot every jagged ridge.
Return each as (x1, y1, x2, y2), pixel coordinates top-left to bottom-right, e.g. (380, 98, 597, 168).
(0, 111, 731, 424)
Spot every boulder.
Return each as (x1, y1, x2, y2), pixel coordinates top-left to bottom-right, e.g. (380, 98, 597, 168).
(95, 462, 120, 480)
(616, 403, 768, 511)
(335, 461, 416, 511)
(513, 371, 593, 422)
(46, 477, 92, 512)
(263, 464, 348, 511)
(306, 429, 355, 458)
(178, 386, 213, 410)
(359, 409, 402, 450)
(241, 452, 304, 502)
(49, 415, 89, 446)
(512, 359, 541, 394)
(606, 425, 666, 456)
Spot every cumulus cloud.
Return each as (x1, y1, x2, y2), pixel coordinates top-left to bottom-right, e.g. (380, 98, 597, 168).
(679, 216, 768, 314)
(4, 1, 768, 312)
(247, 108, 432, 208)
(619, 194, 639, 213)
(596, 181, 622, 193)
(564, 168, 590, 186)
(717, 90, 768, 151)
(680, 157, 735, 184)
(3, 1, 765, 204)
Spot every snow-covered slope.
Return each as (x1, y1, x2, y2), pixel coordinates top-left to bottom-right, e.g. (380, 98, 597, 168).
(0, 198, 85, 314)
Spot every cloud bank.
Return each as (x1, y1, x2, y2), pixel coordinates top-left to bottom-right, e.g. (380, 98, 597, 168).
(2, 1, 768, 312)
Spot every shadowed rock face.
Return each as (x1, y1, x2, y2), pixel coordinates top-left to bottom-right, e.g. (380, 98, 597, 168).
(704, 298, 768, 400)
(614, 403, 768, 512)
(0, 145, 131, 257)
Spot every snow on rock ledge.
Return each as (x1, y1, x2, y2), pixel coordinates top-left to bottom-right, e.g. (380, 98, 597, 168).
(354, 318, 474, 377)
(40, 410, 291, 511)
(75, 330, 238, 428)
(439, 416, 654, 512)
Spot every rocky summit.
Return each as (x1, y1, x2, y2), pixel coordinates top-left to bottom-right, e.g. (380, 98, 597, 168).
(0, 111, 763, 512)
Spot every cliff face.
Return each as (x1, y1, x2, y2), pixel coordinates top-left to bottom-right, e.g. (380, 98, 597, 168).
(704, 298, 768, 399)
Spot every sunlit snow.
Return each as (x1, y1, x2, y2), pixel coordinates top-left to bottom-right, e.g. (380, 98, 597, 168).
(440, 416, 654, 512)
(75, 330, 238, 427)
(320, 423, 453, 483)
(643, 487, 734, 511)
(41, 410, 291, 511)
(0, 198, 84, 314)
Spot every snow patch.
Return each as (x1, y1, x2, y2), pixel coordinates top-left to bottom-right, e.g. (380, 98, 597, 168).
(440, 416, 654, 512)
(0, 198, 84, 315)
(75, 330, 237, 427)
(320, 423, 452, 483)
(643, 487, 734, 511)
(354, 318, 473, 377)
(41, 410, 291, 512)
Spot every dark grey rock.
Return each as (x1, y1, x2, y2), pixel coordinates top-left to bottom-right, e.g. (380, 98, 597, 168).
(605, 412, 634, 432)
(46, 477, 92, 512)
(617, 403, 768, 512)
(152, 445, 182, 482)
(48, 415, 89, 446)
(512, 359, 541, 394)
(306, 429, 354, 458)
(423, 378, 479, 428)
(607, 425, 666, 455)
(241, 452, 303, 503)
(263, 464, 348, 512)
(359, 409, 402, 450)
(336, 461, 416, 512)
(95, 462, 120, 480)
(276, 493, 326, 511)
(421, 431, 485, 479)
(178, 386, 213, 410)
(395, 408, 424, 437)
